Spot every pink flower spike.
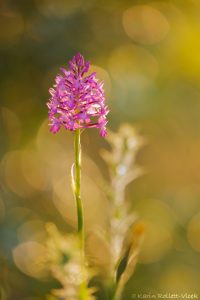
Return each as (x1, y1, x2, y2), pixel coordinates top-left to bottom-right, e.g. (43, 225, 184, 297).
(47, 53, 108, 137)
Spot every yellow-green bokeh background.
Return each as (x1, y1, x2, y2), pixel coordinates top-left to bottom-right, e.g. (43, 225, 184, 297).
(1, 0, 200, 298)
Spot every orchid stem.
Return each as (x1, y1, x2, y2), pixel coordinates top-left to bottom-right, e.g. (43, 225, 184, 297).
(74, 129, 84, 253)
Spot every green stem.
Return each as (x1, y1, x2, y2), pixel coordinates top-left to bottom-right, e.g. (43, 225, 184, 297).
(74, 129, 84, 252)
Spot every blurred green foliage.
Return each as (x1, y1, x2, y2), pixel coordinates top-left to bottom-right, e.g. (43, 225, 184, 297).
(1, 0, 200, 299)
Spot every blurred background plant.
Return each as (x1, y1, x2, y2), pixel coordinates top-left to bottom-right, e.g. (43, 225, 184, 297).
(86, 125, 145, 299)
(1, 0, 200, 299)
(45, 223, 96, 300)
(102, 125, 145, 300)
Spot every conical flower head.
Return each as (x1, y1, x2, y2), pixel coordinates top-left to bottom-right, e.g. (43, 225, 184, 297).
(47, 53, 109, 137)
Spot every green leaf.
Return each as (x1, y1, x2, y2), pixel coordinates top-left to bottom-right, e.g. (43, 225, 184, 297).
(114, 222, 146, 300)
